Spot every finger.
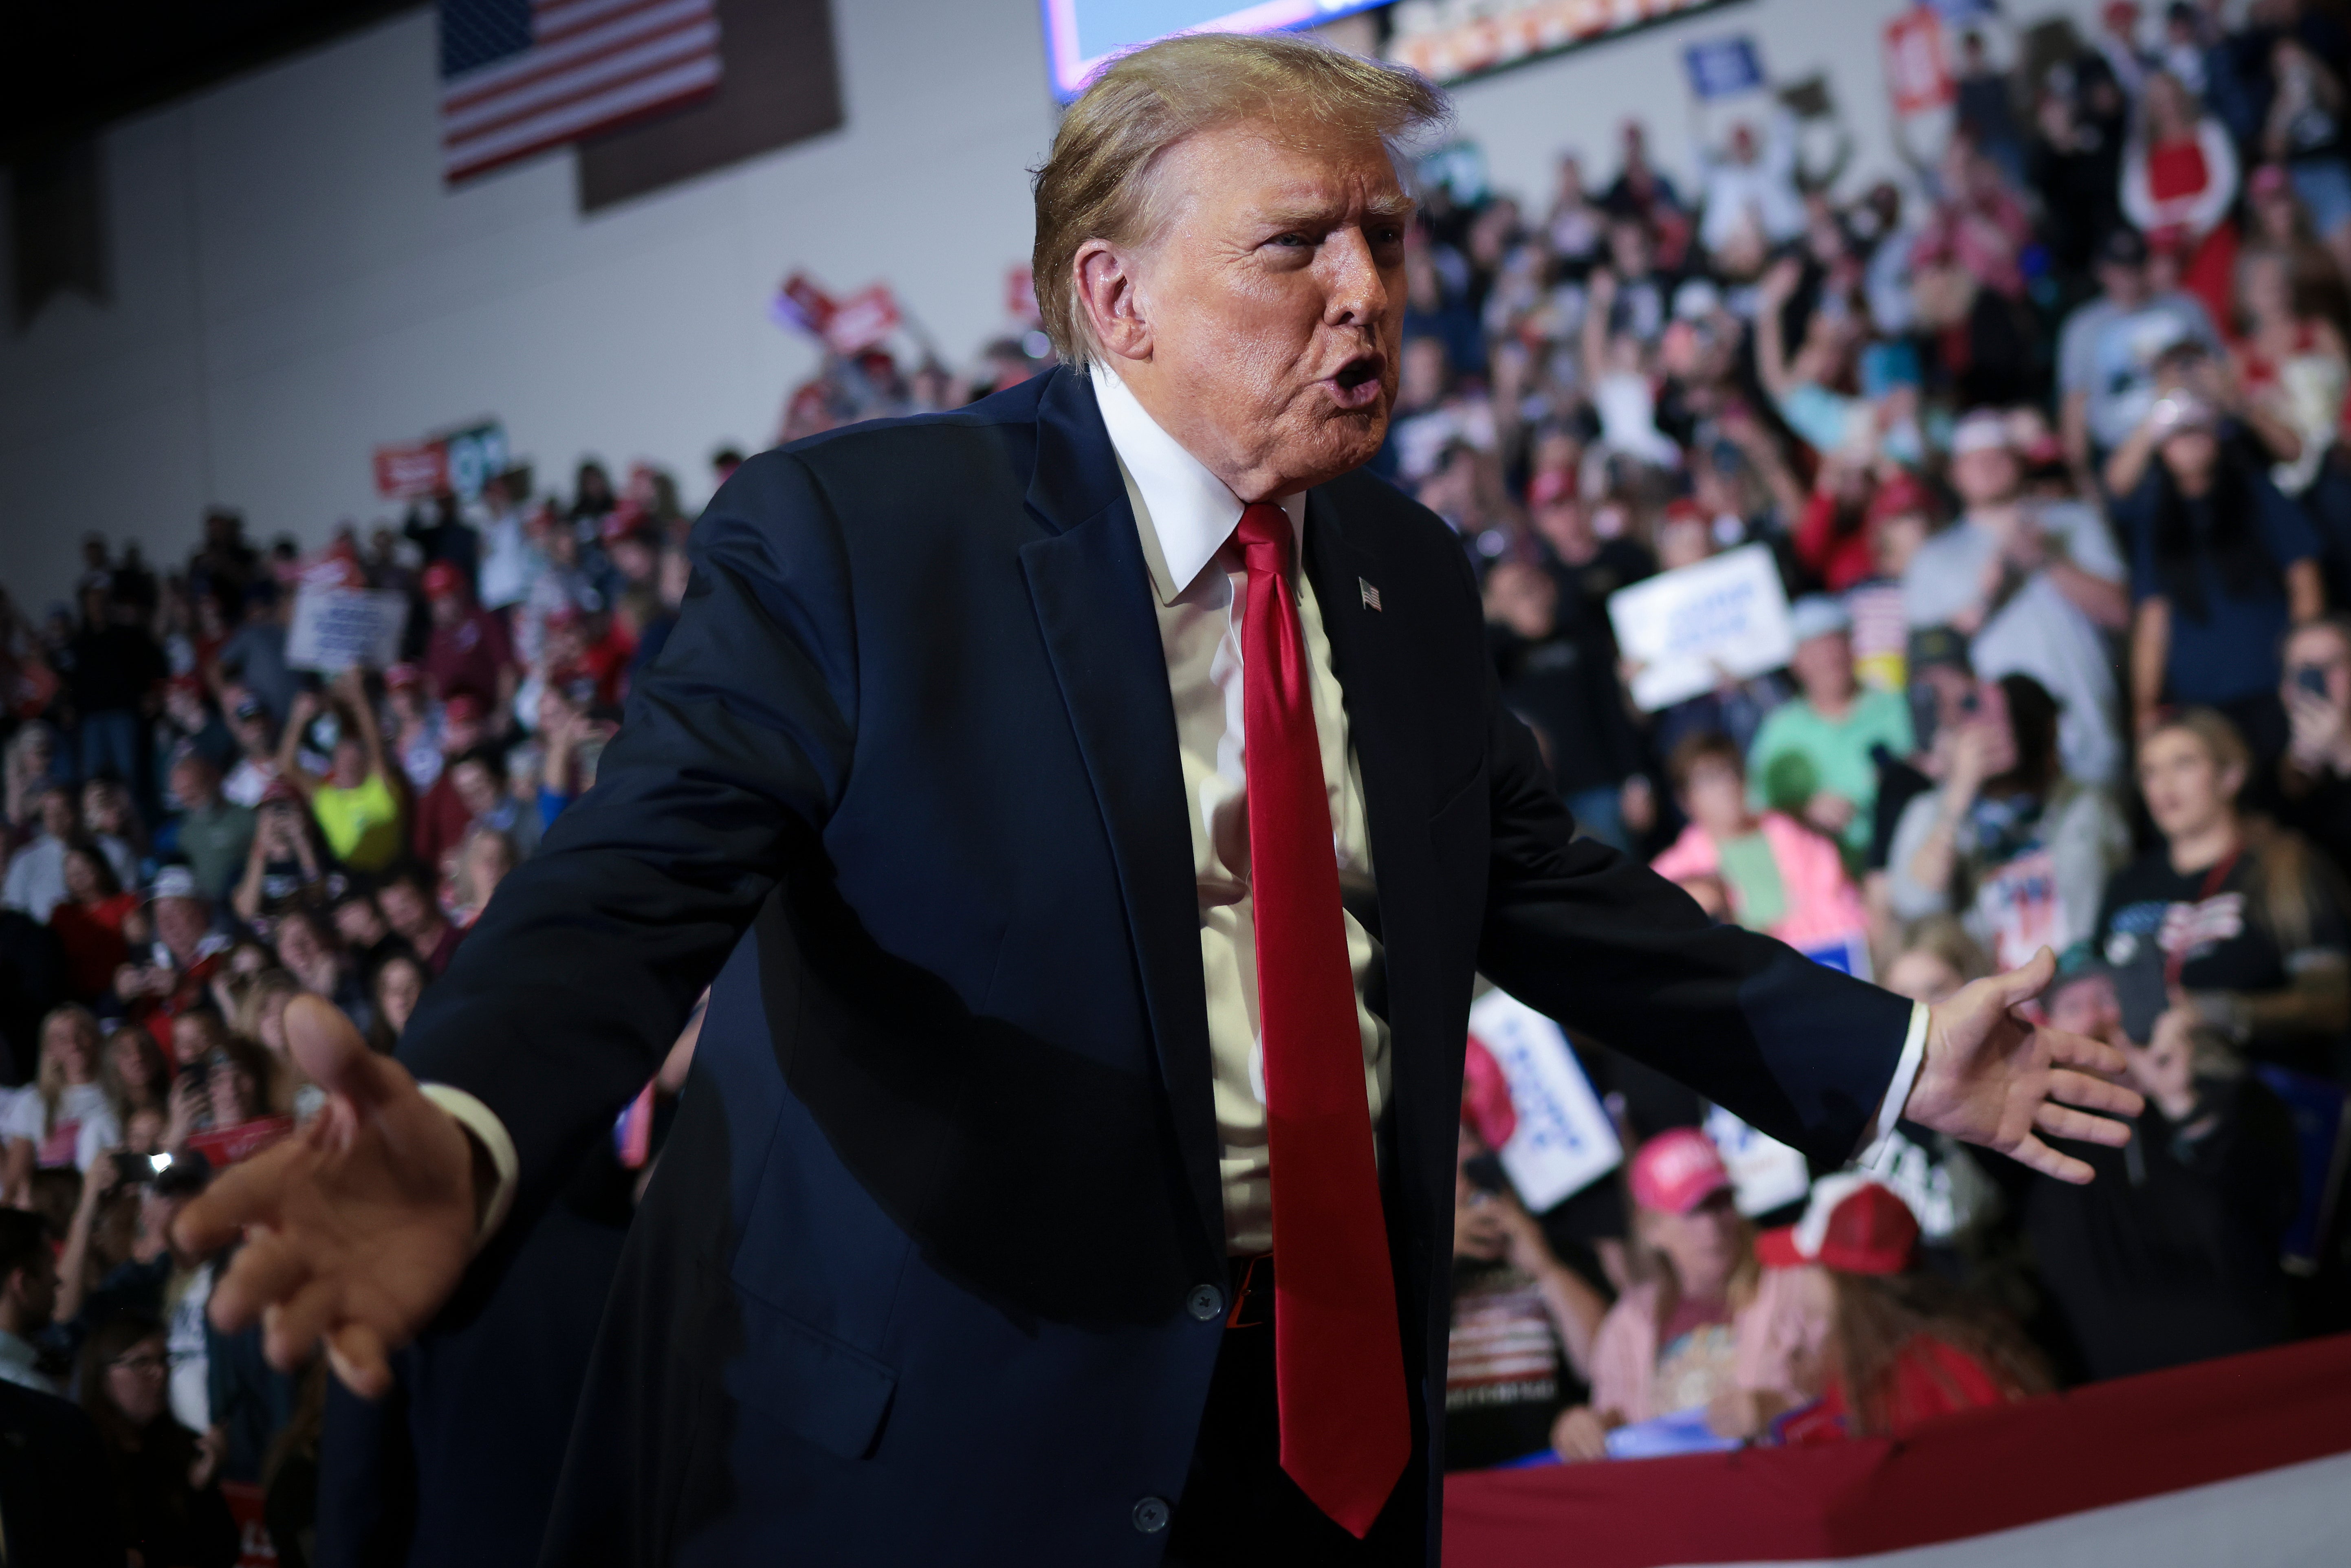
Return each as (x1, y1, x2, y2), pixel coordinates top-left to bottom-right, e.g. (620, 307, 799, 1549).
(285, 995, 395, 1110)
(2047, 1067, 2146, 1119)
(262, 1276, 344, 1372)
(2042, 1025, 2130, 1079)
(2006, 1130, 2095, 1185)
(1986, 946, 2059, 1012)
(206, 1231, 311, 1333)
(325, 1321, 393, 1401)
(2034, 1101, 2135, 1147)
(172, 1137, 303, 1256)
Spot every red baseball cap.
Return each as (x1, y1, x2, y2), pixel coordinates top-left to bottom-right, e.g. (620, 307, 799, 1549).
(599, 502, 651, 545)
(383, 661, 423, 690)
(421, 560, 466, 599)
(1627, 1128, 1732, 1216)
(1865, 472, 1935, 527)
(442, 692, 486, 725)
(1756, 1174, 1919, 1275)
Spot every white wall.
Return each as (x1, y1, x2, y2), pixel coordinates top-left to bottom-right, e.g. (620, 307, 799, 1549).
(0, 0, 2105, 608)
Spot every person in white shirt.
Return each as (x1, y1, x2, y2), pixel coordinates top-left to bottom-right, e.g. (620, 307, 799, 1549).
(0, 785, 136, 924)
(1, 1005, 121, 1205)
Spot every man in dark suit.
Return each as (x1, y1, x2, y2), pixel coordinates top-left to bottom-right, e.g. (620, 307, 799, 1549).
(182, 32, 2138, 1567)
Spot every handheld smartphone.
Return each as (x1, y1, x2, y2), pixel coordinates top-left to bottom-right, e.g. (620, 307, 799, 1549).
(2114, 949, 2170, 1047)
(1462, 1152, 1510, 1196)
(2296, 665, 2329, 699)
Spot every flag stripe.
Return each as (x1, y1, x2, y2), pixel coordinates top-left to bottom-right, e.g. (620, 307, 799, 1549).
(443, 19, 716, 140)
(438, 0, 720, 184)
(442, 0, 710, 108)
(445, 55, 719, 178)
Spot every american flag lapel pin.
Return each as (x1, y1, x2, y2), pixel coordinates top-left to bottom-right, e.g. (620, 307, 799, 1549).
(1359, 577, 1382, 611)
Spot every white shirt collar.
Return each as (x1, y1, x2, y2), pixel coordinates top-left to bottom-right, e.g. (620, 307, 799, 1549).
(1090, 362, 1306, 605)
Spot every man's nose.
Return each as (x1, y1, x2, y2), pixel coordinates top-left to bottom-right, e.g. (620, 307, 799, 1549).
(1320, 227, 1389, 326)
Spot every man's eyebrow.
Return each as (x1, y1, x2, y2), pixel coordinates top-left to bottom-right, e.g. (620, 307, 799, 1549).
(1254, 195, 1418, 229)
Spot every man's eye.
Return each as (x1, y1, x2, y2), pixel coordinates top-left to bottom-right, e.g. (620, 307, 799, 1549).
(1271, 233, 1312, 249)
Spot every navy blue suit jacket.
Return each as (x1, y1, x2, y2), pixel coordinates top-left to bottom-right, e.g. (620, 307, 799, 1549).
(401, 367, 1909, 1565)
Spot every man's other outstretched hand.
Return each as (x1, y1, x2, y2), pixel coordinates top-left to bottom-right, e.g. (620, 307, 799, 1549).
(174, 995, 477, 1396)
(1909, 946, 2144, 1185)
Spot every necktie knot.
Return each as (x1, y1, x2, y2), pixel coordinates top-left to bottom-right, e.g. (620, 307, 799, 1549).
(1235, 501, 1292, 579)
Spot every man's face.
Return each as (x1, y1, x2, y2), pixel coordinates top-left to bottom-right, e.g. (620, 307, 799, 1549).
(37, 789, 75, 840)
(1952, 444, 2020, 506)
(2046, 973, 2123, 1046)
(1790, 631, 1855, 703)
(2098, 260, 2147, 306)
(333, 898, 388, 949)
(7, 1251, 57, 1330)
(154, 896, 207, 962)
(1096, 119, 1407, 500)
(379, 882, 429, 939)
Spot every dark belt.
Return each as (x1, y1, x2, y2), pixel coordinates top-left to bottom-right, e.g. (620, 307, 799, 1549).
(1225, 1253, 1273, 1330)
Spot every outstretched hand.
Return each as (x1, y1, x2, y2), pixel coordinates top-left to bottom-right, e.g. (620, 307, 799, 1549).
(1907, 947, 2144, 1184)
(174, 995, 478, 1396)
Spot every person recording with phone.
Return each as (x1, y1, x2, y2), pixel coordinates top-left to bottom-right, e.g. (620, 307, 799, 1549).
(2277, 614, 2351, 874)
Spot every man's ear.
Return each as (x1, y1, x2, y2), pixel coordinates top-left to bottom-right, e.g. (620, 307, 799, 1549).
(1073, 241, 1151, 364)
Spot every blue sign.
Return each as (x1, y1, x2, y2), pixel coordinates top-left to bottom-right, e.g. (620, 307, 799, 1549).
(1683, 35, 1764, 101)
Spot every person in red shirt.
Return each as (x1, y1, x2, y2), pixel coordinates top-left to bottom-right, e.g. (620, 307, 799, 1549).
(48, 844, 138, 1001)
(419, 561, 517, 720)
(113, 865, 229, 1054)
(408, 692, 491, 873)
(1762, 1175, 2049, 1444)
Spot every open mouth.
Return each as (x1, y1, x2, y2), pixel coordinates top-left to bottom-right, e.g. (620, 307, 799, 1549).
(1327, 354, 1385, 409)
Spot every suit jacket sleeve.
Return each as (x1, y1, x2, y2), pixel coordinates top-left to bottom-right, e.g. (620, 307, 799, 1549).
(1473, 667, 1909, 1164)
(400, 451, 857, 1229)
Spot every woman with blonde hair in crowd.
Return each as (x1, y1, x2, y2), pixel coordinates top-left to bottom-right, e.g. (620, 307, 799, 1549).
(1881, 915, 1991, 1007)
(1550, 1130, 1817, 1458)
(0, 1003, 121, 1204)
(2122, 69, 2242, 328)
(232, 967, 319, 1122)
(2229, 245, 2348, 500)
(100, 1024, 171, 1126)
(2096, 707, 2351, 1079)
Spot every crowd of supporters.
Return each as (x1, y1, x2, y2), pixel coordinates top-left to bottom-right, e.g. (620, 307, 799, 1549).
(7, 0, 2351, 1557)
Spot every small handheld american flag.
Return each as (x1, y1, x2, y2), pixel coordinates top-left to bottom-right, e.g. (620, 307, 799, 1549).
(439, 0, 723, 185)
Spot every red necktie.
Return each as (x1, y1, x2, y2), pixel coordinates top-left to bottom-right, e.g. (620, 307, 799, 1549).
(1234, 501, 1409, 1538)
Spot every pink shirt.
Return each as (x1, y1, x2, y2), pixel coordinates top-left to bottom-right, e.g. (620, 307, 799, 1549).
(1651, 813, 1868, 953)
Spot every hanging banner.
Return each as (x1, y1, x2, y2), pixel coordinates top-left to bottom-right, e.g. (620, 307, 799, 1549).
(1884, 5, 1955, 116)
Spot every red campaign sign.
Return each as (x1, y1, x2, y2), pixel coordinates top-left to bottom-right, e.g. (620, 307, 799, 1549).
(772, 271, 838, 336)
(374, 440, 448, 500)
(220, 1480, 279, 1566)
(823, 284, 903, 355)
(187, 1115, 295, 1168)
(1883, 5, 1953, 117)
(1005, 263, 1039, 324)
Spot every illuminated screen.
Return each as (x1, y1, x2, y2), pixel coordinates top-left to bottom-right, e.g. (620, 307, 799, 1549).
(1040, 0, 1389, 100)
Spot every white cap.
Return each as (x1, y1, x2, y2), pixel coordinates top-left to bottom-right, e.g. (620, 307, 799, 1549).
(1788, 594, 1852, 643)
(1950, 409, 2012, 457)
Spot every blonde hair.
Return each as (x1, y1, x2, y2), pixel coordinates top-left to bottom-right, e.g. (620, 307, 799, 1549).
(34, 1004, 105, 1137)
(1030, 31, 1446, 364)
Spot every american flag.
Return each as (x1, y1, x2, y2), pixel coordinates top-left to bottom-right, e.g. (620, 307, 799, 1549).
(438, 0, 722, 184)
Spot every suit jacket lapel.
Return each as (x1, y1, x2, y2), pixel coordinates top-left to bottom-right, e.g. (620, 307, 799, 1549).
(1019, 370, 1224, 1266)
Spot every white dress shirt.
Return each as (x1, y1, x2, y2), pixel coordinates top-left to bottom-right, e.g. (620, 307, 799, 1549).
(431, 369, 1926, 1249)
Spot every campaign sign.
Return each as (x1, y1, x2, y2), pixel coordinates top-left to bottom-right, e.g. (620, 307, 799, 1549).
(1683, 36, 1764, 101)
(1704, 1103, 1812, 1218)
(288, 588, 408, 673)
(824, 284, 903, 355)
(1466, 989, 1622, 1212)
(1607, 543, 1794, 713)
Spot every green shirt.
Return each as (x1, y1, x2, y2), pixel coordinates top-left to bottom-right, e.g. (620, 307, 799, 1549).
(174, 801, 255, 902)
(1747, 687, 1914, 862)
(311, 772, 404, 874)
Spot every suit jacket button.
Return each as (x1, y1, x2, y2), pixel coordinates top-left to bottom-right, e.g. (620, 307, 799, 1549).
(1133, 1496, 1171, 1534)
(1185, 1284, 1224, 1322)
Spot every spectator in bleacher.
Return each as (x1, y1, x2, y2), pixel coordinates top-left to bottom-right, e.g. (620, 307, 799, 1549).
(2, 1005, 119, 1205)
(2123, 69, 2243, 326)
(1446, 1116, 1607, 1470)
(1483, 559, 1649, 854)
(218, 689, 282, 811)
(382, 661, 443, 792)
(75, 1312, 240, 1568)
(1748, 596, 1914, 869)
(2057, 227, 2221, 492)
(420, 561, 517, 719)
(0, 1207, 61, 1394)
(2228, 245, 2347, 506)
(1887, 673, 2131, 971)
(1904, 409, 2129, 787)
(407, 691, 491, 873)
(214, 583, 296, 726)
(1758, 1174, 2048, 1443)
(49, 843, 136, 1002)
(4, 783, 136, 923)
(2028, 948, 2301, 1380)
(278, 674, 405, 876)
(116, 866, 229, 1053)
(475, 469, 541, 614)
(164, 746, 254, 904)
(365, 946, 429, 1054)
(269, 906, 370, 1037)
(1551, 1130, 1799, 1460)
(2278, 614, 2351, 871)
(1882, 914, 1991, 1007)
(2096, 708, 2351, 1080)
(376, 862, 459, 977)
(231, 782, 338, 928)
(403, 492, 479, 589)
(2107, 382, 2322, 762)
(2261, 35, 2351, 283)
(62, 572, 166, 809)
(1653, 732, 1868, 956)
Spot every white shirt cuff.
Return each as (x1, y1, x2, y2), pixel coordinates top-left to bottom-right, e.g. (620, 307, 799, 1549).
(418, 1084, 519, 1245)
(1856, 1001, 1929, 1172)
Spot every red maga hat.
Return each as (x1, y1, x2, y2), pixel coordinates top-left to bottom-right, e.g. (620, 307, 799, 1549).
(1757, 1173, 1920, 1275)
(421, 561, 466, 599)
(1628, 1128, 1733, 1216)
